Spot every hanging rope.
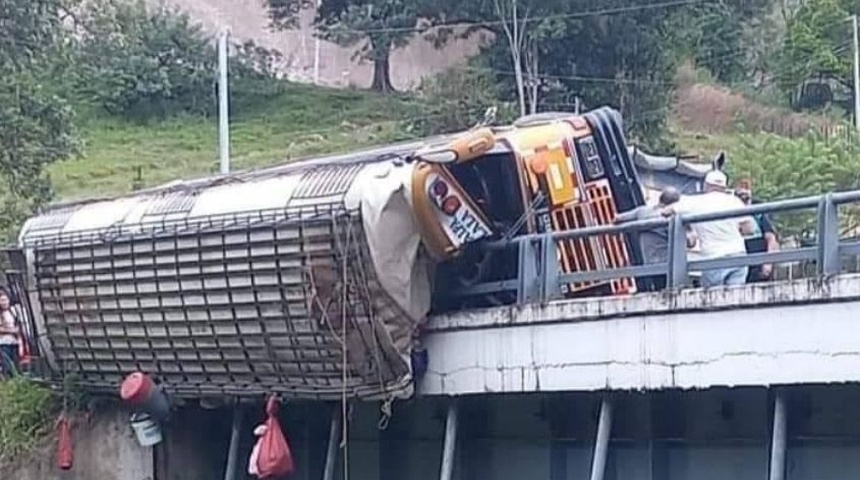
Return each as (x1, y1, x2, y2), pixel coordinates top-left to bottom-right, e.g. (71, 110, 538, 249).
(305, 215, 354, 480)
(377, 397, 393, 431)
(343, 218, 398, 432)
(307, 213, 408, 478)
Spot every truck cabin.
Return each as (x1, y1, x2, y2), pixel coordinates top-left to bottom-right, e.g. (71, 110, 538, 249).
(413, 107, 647, 313)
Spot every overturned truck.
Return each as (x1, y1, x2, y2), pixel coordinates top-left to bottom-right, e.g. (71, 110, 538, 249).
(11, 107, 657, 402)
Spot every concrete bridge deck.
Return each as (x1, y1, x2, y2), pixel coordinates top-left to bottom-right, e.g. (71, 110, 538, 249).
(420, 274, 860, 396)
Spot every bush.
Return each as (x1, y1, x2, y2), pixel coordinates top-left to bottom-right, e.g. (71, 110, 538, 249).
(230, 40, 288, 115)
(0, 79, 78, 243)
(725, 130, 860, 237)
(74, 0, 283, 121)
(411, 66, 514, 136)
(0, 377, 58, 465)
(74, 0, 215, 119)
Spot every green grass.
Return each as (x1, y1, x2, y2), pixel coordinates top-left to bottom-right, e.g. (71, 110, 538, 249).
(0, 377, 57, 467)
(670, 126, 738, 160)
(51, 83, 425, 200)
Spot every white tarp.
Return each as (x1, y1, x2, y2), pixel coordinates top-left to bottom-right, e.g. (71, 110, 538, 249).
(344, 162, 433, 324)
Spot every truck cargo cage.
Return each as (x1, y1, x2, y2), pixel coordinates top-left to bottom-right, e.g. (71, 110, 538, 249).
(27, 203, 414, 400)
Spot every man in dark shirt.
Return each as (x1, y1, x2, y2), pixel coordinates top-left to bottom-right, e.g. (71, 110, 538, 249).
(615, 187, 681, 292)
(735, 178, 780, 282)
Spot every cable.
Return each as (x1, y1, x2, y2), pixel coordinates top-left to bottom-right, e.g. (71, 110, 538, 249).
(320, 0, 706, 35)
(5, 0, 707, 51)
(10, 1, 852, 94)
(535, 79, 815, 131)
(3, 39, 748, 89)
(451, 64, 681, 86)
(446, 35, 761, 87)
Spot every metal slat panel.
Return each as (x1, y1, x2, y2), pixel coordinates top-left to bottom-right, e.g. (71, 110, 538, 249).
(143, 191, 197, 218)
(33, 206, 416, 400)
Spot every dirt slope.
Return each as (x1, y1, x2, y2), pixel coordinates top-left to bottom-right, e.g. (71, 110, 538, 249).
(149, 0, 485, 90)
(674, 82, 837, 137)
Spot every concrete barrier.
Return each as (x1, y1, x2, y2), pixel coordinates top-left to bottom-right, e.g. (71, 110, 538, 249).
(2, 408, 153, 480)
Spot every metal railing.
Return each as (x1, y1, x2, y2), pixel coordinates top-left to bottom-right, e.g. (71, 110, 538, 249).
(456, 190, 860, 305)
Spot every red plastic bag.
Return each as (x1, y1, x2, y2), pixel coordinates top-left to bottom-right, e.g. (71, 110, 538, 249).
(256, 396, 294, 479)
(56, 414, 73, 470)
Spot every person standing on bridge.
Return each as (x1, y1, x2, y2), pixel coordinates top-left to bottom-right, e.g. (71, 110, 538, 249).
(734, 177, 780, 283)
(664, 171, 755, 287)
(615, 187, 681, 292)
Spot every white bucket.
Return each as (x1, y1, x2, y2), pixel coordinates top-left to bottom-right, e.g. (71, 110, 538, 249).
(130, 413, 163, 447)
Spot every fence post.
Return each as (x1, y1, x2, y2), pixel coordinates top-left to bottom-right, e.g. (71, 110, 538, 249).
(517, 238, 542, 304)
(223, 404, 244, 480)
(816, 193, 840, 276)
(667, 216, 689, 289)
(541, 235, 560, 302)
(439, 400, 460, 480)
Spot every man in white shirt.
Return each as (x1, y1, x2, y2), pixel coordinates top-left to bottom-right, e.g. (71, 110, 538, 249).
(667, 170, 755, 287)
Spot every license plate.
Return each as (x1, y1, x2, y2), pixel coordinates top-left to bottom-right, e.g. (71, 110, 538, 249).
(440, 203, 492, 247)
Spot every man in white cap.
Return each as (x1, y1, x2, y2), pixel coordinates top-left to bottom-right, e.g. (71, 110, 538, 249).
(664, 170, 755, 287)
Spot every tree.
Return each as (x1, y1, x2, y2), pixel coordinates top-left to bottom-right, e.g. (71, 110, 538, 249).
(486, 0, 546, 116)
(775, 0, 854, 104)
(662, 0, 776, 84)
(725, 132, 860, 238)
(265, 0, 428, 93)
(534, 2, 678, 142)
(74, 0, 285, 121)
(0, 0, 78, 243)
(436, 0, 682, 141)
(74, 0, 217, 119)
(428, 0, 566, 116)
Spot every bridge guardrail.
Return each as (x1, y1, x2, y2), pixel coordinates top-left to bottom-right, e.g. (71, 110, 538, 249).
(456, 190, 860, 304)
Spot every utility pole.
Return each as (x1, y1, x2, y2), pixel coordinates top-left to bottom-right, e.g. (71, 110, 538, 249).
(853, 15, 859, 131)
(218, 29, 231, 175)
(313, 0, 322, 84)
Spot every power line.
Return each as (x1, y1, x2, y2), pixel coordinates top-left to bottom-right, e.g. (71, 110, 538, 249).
(341, 4, 857, 38)
(328, 0, 704, 35)
(452, 64, 677, 85)
(448, 45, 754, 86)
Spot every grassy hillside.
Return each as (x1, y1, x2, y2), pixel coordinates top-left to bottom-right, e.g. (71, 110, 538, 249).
(54, 76, 854, 214)
(53, 83, 424, 200)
